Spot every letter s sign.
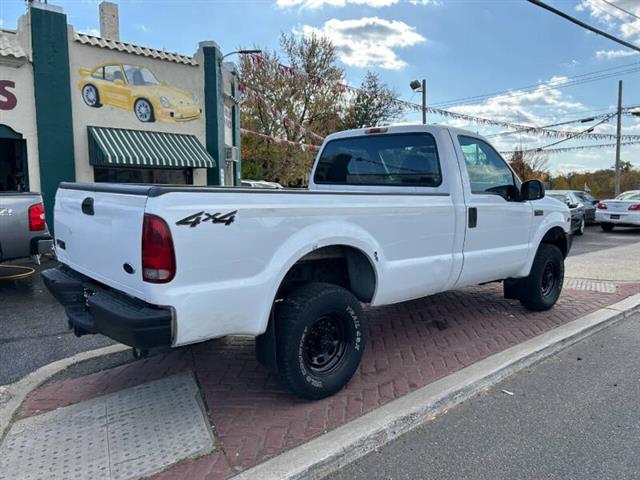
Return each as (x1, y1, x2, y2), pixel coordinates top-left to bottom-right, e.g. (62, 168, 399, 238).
(0, 80, 17, 110)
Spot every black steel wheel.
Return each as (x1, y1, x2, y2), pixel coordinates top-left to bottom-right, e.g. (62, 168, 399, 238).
(275, 282, 367, 400)
(519, 244, 564, 311)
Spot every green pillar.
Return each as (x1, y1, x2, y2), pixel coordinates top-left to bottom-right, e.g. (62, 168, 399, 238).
(30, 5, 76, 231)
(231, 68, 242, 186)
(203, 43, 225, 186)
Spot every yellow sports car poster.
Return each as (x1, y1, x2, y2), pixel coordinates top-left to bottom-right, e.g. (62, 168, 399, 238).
(78, 63, 202, 123)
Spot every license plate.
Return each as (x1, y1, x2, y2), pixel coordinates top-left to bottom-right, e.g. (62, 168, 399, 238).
(610, 214, 620, 220)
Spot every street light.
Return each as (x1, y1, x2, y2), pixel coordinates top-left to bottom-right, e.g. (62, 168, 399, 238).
(410, 79, 427, 124)
(220, 49, 262, 63)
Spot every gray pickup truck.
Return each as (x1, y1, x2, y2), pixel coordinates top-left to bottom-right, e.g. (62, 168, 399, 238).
(0, 192, 53, 262)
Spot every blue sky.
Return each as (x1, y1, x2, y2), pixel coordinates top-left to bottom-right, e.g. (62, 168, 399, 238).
(2, 0, 640, 173)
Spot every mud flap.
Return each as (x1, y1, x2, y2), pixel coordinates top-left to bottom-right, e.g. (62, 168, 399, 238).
(255, 308, 279, 374)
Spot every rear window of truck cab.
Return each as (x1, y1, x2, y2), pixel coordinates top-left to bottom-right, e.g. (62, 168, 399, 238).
(314, 133, 442, 187)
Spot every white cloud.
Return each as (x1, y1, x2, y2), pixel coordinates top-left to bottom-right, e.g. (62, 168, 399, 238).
(302, 17, 425, 69)
(0, 18, 4, 27)
(577, 0, 640, 57)
(137, 24, 150, 33)
(595, 49, 639, 59)
(77, 27, 100, 36)
(277, 0, 397, 8)
(276, 0, 439, 8)
(448, 76, 583, 129)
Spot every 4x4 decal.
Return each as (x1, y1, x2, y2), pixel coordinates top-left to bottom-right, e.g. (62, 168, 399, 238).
(176, 210, 237, 228)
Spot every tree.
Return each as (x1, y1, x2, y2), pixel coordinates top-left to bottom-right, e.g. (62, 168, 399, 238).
(341, 71, 403, 130)
(240, 33, 345, 185)
(508, 150, 550, 181)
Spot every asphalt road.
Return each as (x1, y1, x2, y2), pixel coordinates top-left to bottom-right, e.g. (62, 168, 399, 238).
(0, 225, 636, 386)
(328, 312, 640, 480)
(0, 258, 112, 385)
(570, 224, 640, 256)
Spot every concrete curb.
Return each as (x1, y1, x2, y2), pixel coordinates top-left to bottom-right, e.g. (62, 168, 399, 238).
(233, 293, 640, 480)
(0, 344, 129, 440)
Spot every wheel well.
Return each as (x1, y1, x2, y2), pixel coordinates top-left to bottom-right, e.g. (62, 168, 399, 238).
(276, 245, 377, 303)
(540, 226, 568, 258)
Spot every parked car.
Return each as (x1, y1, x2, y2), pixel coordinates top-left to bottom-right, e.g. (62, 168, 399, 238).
(0, 192, 52, 262)
(596, 190, 640, 231)
(78, 63, 202, 123)
(547, 191, 586, 235)
(42, 124, 572, 400)
(240, 180, 284, 189)
(551, 190, 598, 224)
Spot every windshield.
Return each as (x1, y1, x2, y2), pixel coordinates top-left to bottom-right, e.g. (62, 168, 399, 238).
(548, 193, 568, 204)
(124, 65, 160, 86)
(616, 191, 640, 201)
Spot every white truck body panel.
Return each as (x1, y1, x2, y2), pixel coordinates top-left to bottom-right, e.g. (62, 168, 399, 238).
(51, 124, 571, 347)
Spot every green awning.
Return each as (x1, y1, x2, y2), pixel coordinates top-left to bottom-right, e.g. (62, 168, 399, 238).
(88, 126, 215, 169)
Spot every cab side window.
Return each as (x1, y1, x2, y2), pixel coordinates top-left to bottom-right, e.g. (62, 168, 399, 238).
(458, 135, 518, 201)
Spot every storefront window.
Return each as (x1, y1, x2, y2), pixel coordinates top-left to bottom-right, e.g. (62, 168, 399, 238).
(94, 167, 193, 184)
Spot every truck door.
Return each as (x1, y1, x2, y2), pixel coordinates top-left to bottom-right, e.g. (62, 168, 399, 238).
(453, 135, 533, 286)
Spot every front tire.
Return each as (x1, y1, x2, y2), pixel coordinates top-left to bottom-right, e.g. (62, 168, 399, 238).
(276, 282, 367, 400)
(134, 98, 154, 122)
(519, 244, 564, 311)
(601, 223, 614, 232)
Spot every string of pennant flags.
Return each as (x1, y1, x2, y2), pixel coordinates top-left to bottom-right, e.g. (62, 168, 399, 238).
(500, 140, 640, 156)
(240, 128, 322, 151)
(241, 53, 640, 143)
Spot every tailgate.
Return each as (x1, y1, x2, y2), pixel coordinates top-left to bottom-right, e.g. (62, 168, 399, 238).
(54, 186, 148, 298)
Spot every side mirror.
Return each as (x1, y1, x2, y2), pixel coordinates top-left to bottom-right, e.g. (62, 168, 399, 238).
(569, 202, 579, 209)
(520, 179, 545, 201)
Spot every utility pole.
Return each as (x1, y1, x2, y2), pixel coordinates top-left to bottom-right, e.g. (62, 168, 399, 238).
(615, 80, 622, 197)
(421, 79, 427, 125)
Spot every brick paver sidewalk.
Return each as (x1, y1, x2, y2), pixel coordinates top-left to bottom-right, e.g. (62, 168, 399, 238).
(19, 283, 640, 479)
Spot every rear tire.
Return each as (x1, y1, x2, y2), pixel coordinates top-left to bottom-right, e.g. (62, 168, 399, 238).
(601, 223, 614, 232)
(575, 218, 585, 236)
(276, 282, 367, 400)
(519, 244, 564, 312)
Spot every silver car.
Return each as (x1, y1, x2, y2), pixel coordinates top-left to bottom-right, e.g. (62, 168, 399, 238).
(596, 190, 640, 232)
(0, 192, 53, 262)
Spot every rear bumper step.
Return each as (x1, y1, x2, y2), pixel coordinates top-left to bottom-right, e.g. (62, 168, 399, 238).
(41, 266, 173, 349)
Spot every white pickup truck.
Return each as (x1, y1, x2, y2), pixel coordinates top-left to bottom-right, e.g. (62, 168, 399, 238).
(43, 125, 571, 399)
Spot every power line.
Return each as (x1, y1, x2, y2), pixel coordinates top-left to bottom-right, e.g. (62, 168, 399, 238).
(432, 63, 640, 108)
(598, 0, 640, 21)
(586, 0, 640, 36)
(533, 115, 614, 151)
(526, 0, 640, 53)
(501, 140, 640, 155)
(486, 112, 613, 137)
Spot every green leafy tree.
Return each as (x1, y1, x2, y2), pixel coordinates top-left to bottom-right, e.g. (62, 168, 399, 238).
(341, 71, 403, 130)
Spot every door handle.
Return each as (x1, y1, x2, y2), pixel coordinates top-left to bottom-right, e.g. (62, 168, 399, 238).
(468, 207, 478, 228)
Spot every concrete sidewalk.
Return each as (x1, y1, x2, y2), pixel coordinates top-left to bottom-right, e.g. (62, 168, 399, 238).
(2, 280, 638, 480)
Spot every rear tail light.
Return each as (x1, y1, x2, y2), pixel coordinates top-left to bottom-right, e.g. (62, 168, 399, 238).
(28, 203, 46, 231)
(628, 204, 640, 211)
(596, 202, 608, 210)
(142, 214, 176, 283)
